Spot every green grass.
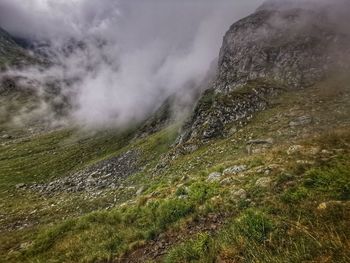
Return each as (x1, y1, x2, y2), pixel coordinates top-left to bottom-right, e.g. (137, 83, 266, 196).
(1, 75, 350, 262)
(0, 123, 185, 262)
(13, 150, 350, 262)
(165, 209, 275, 263)
(304, 159, 350, 200)
(15, 182, 218, 262)
(0, 128, 136, 190)
(165, 233, 216, 263)
(281, 186, 309, 203)
(165, 152, 350, 263)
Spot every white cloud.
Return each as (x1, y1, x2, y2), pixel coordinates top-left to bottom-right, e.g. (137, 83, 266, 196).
(0, 0, 264, 127)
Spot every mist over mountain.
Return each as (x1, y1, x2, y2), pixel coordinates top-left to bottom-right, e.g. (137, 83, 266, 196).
(0, 0, 264, 128)
(1, 1, 350, 262)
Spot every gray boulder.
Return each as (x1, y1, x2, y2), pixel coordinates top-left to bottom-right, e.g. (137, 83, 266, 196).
(289, 116, 312, 127)
(232, 189, 247, 200)
(223, 165, 247, 176)
(207, 172, 222, 182)
(255, 177, 272, 188)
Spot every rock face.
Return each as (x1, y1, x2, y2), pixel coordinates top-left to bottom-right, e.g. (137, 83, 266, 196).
(218, 4, 350, 91)
(177, 79, 281, 148)
(175, 2, 350, 149)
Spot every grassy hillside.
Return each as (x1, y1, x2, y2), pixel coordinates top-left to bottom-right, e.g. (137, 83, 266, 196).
(1, 74, 350, 262)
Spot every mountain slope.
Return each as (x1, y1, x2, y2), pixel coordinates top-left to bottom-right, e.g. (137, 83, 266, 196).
(176, 4, 350, 149)
(2, 71, 349, 263)
(0, 2, 350, 263)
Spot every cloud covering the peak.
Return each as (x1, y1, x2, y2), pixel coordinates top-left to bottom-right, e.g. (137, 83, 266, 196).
(0, 0, 269, 127)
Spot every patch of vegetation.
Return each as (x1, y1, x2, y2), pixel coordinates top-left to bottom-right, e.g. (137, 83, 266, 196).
(281, 186, 309, 203)
(187, 181, 219, 204)
(234, 209, 275, 243)
(16, 183, 219, 262)
(164, 138, 350, 262)
(0, 128, 136, 190)
(166, 191, 350, 263)
(194, 88, 215, 111)
(165, 233, 216, 263)
(304, 159, 350, 200)
(165, 209, 275, 263)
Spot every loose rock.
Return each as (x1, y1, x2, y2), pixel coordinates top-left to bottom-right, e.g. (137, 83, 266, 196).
(220, 178, 233, 186)
(255, 177, 272, 188)
(289, 115, 312, 127)
(246, 138, 274, 145)
(15, 183, 26, 189)
(29, 150, 141, 196)
(232, 189, 247, 200)
(136, 186, 145, 196)
(223, 165, 247, 176)
(287, 145, 304, 155)
(207, 172, 222, 182)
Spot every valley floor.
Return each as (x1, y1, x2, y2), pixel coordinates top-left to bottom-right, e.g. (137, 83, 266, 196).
(1, 75, 350, 262)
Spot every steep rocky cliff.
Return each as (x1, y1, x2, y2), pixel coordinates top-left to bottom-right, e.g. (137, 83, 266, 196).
(176, 2, 350, 150)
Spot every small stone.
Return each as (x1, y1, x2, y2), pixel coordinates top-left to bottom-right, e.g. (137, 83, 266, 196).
(220, 178, 233, 185)
(207, 172, 222, 182)
(255, 177, 272, 188)
(20, 242, 31, 250)
(232, 189, 247, 199)
(180, 175, 189, 182)
(2, 134, 14, 140)
(321, 149, 332, 155)
(296, 160, 315, 165)
(308, 147, 321, 155)
(317, 202, 327, 210)
(210, 195, 222, 202)
(246, 145, 253, 155)
(289, 115, 312, 127)
(229, 126, 238, 134)
(15, 183, 26, 189)
(246, 138, 274, 145)
(210, 224, 218, 230)
(287, 145, 304, 155)
(252, 148, 265, 154)
(264, 169, 271, 175)
(223, 165, 247, 176)
(255, 166, 265, 173)
(136, 186, 145, 196)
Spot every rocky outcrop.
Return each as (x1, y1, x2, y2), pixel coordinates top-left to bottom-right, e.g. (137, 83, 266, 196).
(176, 79, 282, 147)
(27, 150, 141, 195)
(217, 7, 349, 91)
(175, 2, 350, 149)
